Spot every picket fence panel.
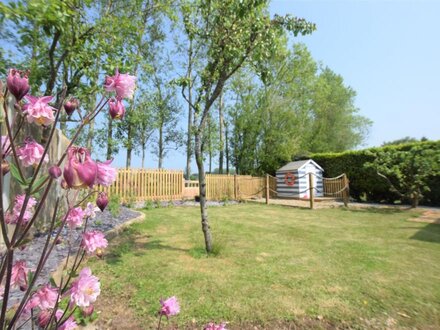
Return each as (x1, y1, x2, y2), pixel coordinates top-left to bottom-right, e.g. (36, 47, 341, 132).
(103, 169, 269, 202)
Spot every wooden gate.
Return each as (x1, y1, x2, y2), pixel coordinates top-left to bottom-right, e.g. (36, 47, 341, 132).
(323, 173, 349, 199)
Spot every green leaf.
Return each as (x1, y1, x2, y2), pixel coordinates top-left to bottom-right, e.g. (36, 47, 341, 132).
(49, 276, 58, 288)
(9, 162, 28, 186)
(30, 175, 49, 193)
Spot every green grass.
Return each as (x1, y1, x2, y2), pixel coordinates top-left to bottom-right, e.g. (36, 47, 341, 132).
(88, 204, 440, 329)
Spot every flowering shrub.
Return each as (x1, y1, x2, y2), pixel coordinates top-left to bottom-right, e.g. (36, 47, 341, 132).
(0, 67, 133, 329)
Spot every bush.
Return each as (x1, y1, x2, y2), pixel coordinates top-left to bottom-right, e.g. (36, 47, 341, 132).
(305, 140, 440, 206)
(108, 194, 121, 217)
(143, 200, 155, 210)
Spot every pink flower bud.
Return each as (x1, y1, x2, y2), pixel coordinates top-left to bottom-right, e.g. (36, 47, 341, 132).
(49, 165, 62, 178)
(37, 309, 52, 327)
(96, 192, 109, 212)
(82, 305, 94, 317)
(64, 98, 79, 116)
(7, 69, 30, 102)
(108, 98, 125, 119)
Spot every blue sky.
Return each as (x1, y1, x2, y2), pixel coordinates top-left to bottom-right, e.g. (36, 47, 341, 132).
(271, 0, 440, 147)
(124, 0, 440, 171)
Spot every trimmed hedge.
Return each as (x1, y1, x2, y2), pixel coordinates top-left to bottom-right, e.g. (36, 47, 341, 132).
(305, 140, 440, 206)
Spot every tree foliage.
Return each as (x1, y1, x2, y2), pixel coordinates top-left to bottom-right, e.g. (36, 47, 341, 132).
(307, 140, 440, 206)
(227, 43, 371, 175)
(365, 145, 440, 207)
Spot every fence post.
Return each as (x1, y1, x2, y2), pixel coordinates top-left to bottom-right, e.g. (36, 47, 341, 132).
(309, 173, 314, 209)
(234, 174, 237, 200)
(182, 174, 185, 200)
(265, 174, 270, 204)
(343, 174, 349, 207)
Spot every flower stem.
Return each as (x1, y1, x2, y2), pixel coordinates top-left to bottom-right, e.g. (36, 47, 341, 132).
(157, 315, 163, 330)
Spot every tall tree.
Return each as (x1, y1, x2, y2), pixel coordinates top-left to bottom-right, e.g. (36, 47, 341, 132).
(179, 0, 315, 252)
(150, 70, 183, 169)
(309, 67, 372, 153)
(217, 91, 225, 173)
(227, 43, 372, 174)
(185, 38, 194, 180)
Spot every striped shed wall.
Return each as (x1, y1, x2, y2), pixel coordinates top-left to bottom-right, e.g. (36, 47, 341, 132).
(276, 159, 324, 198)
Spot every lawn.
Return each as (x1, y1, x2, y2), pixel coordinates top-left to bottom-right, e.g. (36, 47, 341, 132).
(87, 204, 440, 329)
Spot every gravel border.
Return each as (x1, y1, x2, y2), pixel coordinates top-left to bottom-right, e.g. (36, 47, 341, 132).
(8, 206, 141, 307)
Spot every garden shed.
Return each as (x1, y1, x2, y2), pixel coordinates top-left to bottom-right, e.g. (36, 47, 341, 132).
(276, 159, 324, 198)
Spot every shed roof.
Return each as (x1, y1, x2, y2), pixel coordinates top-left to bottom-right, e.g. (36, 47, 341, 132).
(277, 159, 324, 172)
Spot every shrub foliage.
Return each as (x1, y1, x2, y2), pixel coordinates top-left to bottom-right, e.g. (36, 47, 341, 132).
(306, 140, 440, 206)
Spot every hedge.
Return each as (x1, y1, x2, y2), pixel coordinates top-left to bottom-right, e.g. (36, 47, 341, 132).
(305, 140, 440, 206)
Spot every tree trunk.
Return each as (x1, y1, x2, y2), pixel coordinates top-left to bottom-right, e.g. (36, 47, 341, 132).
(125, 123, 133, 168)
(411, 194, 419, 208)
(225, 123, 229, 174)
(141, 142, 146, 168)
(185, 39, 193, 180)
(195, 130, 213, 253)
(106, 117, 113, 160)
(208, 115, 212, 173)
(86, 118, 95, 152)
(218, 92, 224, 174)
(158, 124, 163, 169)
(411, 197, 419, 208)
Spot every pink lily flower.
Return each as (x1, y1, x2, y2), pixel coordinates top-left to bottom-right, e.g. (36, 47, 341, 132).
(58, 317, 77, 330)
(81, 230, 108, 255)
(11, 260, 29, 290)
(5, 194, 37, 225)
(16, 137, 49, 167)
(104, 69, 136, 99)
(56, 310, 78, 330)
(84, 202, 99, 219)
(70, 267, 101, 308)
(26, 284, 58, 311)
(159, 296, 180, 319)
(23, 95, 55, 126)
(96, 159, 117, 186)
(65, 207, 85, 229)
(63, 147, 98, 189)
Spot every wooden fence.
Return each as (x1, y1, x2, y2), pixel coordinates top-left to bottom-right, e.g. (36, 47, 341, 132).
(103, 168, 184, 202)
(205, 174, 236, 200)
(104, 169, 271, 202)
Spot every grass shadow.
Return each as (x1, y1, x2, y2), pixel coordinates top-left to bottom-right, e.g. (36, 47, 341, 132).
(410, 223, 440, 243)
(104, 231, 189, 265)
(342, 207, 408, 214)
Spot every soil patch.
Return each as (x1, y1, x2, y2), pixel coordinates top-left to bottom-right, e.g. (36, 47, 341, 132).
(409, 210, 440, 224)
